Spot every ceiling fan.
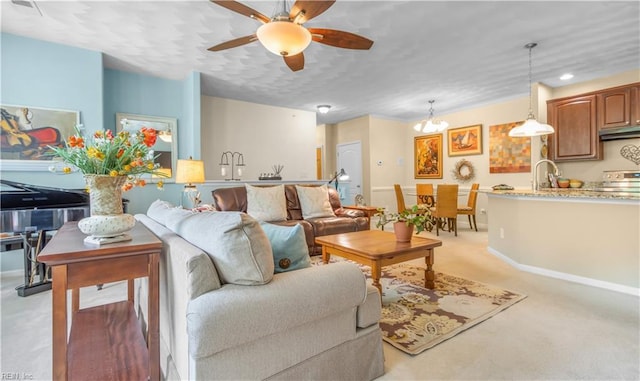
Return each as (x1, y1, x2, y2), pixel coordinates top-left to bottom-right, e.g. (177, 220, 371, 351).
(207, 0, 374, 72)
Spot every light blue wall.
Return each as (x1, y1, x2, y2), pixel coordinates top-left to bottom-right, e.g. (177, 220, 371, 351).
(1, 33, 202, 187)
(182, 71, 201, 160)
(1, 33, 203, 269)
(103, 69, 184, 132)
(1, 33, 103, 188)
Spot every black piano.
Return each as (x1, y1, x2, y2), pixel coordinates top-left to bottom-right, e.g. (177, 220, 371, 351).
(1, 180, 90, 296)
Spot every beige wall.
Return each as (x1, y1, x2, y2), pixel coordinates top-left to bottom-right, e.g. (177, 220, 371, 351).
(201, 96, 317, 181)
(488, 195, 639, 292)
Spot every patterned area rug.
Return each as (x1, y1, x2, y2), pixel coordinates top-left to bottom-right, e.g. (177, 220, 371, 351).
(374, 264, 526, 355)
(311, 258, 526, 355)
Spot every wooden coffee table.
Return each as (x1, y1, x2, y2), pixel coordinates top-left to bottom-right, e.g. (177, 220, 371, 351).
(315, 230, 442, 295)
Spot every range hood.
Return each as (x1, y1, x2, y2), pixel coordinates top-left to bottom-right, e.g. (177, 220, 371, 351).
(599, 125, 640, 141)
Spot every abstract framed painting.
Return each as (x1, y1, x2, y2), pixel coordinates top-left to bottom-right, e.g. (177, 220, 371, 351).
(414, 134, 443, 179)
(489, 121, 531, 173)
(447, 124, 482, 157)
(1, 104, 80, 171)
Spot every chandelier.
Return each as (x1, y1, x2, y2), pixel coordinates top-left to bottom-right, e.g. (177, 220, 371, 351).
(413, 100, 449, 133)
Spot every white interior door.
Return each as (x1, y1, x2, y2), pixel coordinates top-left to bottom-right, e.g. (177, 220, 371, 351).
(336, 141, 362, 205)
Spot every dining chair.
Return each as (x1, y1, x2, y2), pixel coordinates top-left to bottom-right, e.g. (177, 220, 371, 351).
(430, 184, 458, 236)
(416, 183, 434, 206)
(393, 184, 408, 213)
(457, 183, 479, 231)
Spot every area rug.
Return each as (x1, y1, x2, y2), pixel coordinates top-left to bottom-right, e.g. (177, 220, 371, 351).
(373, 264, 526, 355)
(311, 258, 526, 355)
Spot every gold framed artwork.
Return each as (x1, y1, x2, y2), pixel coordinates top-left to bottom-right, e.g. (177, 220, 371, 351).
(447, 124, 482, 156)
(414, 134, 443, 179)
(489, 121, 531, 173)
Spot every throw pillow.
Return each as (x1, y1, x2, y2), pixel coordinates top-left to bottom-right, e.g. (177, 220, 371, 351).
(245, 184, 287, 222)
(295, 185, 336, 219)
(169, 211, 274, 285)
(260, 223, 310, 273)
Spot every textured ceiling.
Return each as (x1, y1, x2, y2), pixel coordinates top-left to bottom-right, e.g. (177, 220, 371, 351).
(2, 1, 639, 125)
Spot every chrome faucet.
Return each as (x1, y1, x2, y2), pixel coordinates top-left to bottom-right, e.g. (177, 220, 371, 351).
(533, 159, 560, 191)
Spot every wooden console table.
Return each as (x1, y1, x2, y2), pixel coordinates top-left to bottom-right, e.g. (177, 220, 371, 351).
(38, 221, 161, 381)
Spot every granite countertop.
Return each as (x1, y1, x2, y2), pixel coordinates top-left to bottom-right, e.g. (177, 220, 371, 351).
(488, 188, 640, 201)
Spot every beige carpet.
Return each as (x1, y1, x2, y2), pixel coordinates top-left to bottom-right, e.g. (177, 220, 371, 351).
(374, 264, 526, 355)
(2, 227, 639, 380)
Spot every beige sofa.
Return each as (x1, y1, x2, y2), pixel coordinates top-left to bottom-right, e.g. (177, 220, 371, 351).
(134, 200, 384, 380)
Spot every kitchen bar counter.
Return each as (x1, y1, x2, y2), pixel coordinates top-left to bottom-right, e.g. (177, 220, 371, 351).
(486, 191, 639, 295)
(488, 188, 639, 201)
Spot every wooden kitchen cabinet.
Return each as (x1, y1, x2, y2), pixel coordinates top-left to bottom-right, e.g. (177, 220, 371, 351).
(596, 84, 640, 129)
(547, 94, 602, 162)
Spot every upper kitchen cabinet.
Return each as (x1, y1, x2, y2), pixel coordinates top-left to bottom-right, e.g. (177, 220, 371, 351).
(547, 94, 602, 162)
(597, 84, 639, 130)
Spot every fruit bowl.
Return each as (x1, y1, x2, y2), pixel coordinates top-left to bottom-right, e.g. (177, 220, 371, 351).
(557, 178, 570, 188)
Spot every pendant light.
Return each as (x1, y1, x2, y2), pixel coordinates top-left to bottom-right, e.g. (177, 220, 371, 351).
(413, 100, 449, 133)
(509, 43, 554, 137)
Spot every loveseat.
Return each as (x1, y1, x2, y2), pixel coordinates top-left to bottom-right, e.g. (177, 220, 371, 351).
(212, 184, 369, 255)
(134, 200, 385, 380)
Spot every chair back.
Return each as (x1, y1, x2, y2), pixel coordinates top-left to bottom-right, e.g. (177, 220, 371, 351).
(416, 184, 434, 205)
(467, 183, 480, 210)
(393, 184, 407, 213)
(434, 184, 458, 219)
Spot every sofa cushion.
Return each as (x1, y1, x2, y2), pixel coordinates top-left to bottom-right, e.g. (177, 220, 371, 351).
(295, 185, 336, 219)
(246, 184, 287, 222)
(170, 211, 274, 285)
(260, 223, 310, 273)
(147, 199, 195, 226)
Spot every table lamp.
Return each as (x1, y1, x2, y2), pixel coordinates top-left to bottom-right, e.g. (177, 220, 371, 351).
(176, 156, 205, 208)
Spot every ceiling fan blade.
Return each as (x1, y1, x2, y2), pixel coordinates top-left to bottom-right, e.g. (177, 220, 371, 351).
(284, 53, 304, 72)
(210, 0, 270, 24)
(208, 34, 257, 51)
(289, 0, 335, 24)
(309, 28, 374, 50)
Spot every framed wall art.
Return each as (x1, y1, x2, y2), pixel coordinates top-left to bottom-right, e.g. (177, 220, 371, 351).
(447, 124, 482, 156)
(414, 134, 443, 179)
(1, 104, 80, 171)
(489, 121, 531, 173)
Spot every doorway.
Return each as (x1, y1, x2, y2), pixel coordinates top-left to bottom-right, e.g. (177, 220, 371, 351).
(336, 141, 362, 205)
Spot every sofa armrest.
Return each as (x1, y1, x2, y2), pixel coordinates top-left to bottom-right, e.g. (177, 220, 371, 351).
(358, 284, 382, 328)
(186, 262, 368, 359)
(335, 208, 365, 218)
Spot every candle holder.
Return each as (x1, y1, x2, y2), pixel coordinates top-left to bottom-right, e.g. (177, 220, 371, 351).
(219, 151, 245, 181)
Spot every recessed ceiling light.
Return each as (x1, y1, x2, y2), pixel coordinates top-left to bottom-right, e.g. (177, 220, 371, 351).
(560, 73, 574, 81)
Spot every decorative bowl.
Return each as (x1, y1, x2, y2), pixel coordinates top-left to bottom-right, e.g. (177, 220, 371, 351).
(569, 180, 583, 188)
(557, 178, 570, 188)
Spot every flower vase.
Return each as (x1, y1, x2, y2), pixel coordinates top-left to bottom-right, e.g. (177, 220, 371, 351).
(393, 221, 414, 242)
(78, 175, 135, 243)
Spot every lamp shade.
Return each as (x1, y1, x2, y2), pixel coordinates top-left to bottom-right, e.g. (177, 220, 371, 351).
(256, 21, 312, 56)
(508, 118, 555, 137)
(176, 158, 205, 184)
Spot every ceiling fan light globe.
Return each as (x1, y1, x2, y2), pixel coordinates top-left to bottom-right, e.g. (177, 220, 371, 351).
(257, 21, 311, 56)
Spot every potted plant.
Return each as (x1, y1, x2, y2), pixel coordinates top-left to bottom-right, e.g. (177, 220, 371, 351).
(375, 204, 433, 242)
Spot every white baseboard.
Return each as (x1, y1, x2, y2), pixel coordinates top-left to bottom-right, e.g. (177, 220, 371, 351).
(487, 247, 640, 297)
